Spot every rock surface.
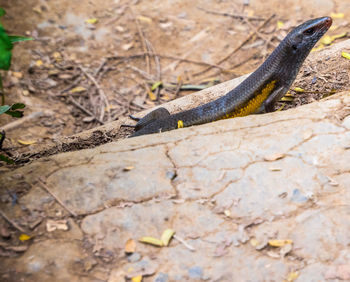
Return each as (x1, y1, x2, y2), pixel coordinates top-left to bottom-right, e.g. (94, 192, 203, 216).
(1, 89, 350, 281)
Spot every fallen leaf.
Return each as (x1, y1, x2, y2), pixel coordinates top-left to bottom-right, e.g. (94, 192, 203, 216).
(151, 81, 162, 91)
(17, 139, 36, 145)
(280, 96, 294, 102)
(52, 51, 62, 62)
(277, 21, 284, 29)
(321, 35, 333, 45)
(19, 234, 31, 241)
(139, 236, 163, 247)
(125, 238, 136, 253)
(123, 166, 134, 171)
(122, 42, 134, 51)
(22, 90, 30, 96)
(35, 60, 43, 67)
(137, 15, 152, 24)
(147, 90, 156, 101)
(160, 229, 175, 246)
(46, 219, 69, 232)
(85, 18, 98, 24)
(70, 86, 87, 93)
(131, 275, 142, 282)
(286, 271, 299, 282)
(330, 12, 344, 19)
(293, 87, 305, 93)
(341, 51, 350, 60)
(263, 153, 285, 161)
(224, 210, 231, 217)
(268, 239, 293, 247)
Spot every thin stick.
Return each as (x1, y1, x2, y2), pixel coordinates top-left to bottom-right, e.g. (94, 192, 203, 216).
(198, 7, 267, 21)
(128, 6, 151, 74)
(108, 53, 230, 71)
(78, 65, 111, 122)
(193, 14, 275, 77)
(145, 38, 161, 99)
(0, 209, 27, 233)
(173, 234, 195, 252)
(68, 97, 104, 125)
(38, 178, 78, 217)
(0, 111, 53, 131)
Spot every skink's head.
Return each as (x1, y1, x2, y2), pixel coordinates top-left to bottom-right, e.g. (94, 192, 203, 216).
(285, 17, 332, 56)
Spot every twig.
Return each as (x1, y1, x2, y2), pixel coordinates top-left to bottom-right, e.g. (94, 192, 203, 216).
(145, 38, 162, 99)
(78, 65, 111, 122)
(108, 52, 230, 71)
(38, 178, 78, 217)
(173, 234, 195, 252)
(193, 14, 275, 77)
(128, 6, 151, 74)
(198, 7, 267, 21)
(0, 111, 53, 131)
(243, 18, 277, 48)
(0, 209, 27, 233)
(68, 96, 104, 125)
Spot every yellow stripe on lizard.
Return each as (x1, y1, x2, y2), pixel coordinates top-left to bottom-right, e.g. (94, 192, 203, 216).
(223, 80, 276, 119)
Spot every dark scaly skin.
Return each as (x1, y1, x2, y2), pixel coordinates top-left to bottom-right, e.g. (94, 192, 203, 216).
(130, 17, 332, 137)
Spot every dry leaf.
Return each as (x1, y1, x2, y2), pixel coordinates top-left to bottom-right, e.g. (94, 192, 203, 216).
(341, 51, 350, 60)
(139, 236, 164, 247)
(70, 86, 87, 93)
(160, 229, 175, 246)
(17, 139, 36, 145)
(250, 238, 259, 247)
(131, 275, 142, 282)
(85, 18, 98, 24)
(277, 21, 284, 29)
(125, 238, 136, 253)
(330, 12, 344, 19)
(19, 234, 31, 241)
(268, 239, 293, 247)
(46, 219, 69, 232)
(263, 153, 285, 161)
(12, 71, 23, 79)
(35, 60, 43, 67)
(123, 166, 134, 171)
(137, 15, 152, 24)
(286, 271, 299, 281)
(147, 90, 156, 101)
(293, 87, 305, 93)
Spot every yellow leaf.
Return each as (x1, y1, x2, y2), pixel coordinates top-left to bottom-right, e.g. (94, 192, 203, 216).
(268, 239, 293, 247)
(19, 234, 31, 241)
(18, 139, 36, 145)
(151, 81, 162, 91)
(341, 51, 350, 60)
(22, 90, 30, 96)
(332, 32, 347, 40)
(311, 43, 324, 52)
(293, 87, 305, 93)
(280, 96, 294, 102)
(147, 90, 157, 101)
(286, 271, 299, 282)
(330, 12, 344, 19)
(35, 60, 43, 67)
(125, 238, 136, 253)
(160, 229, 175, 246)
(277, 21, 284, 29)
(329, 25, 338, 31)
(132, 275, 142, 282)
(177, 120, 184, 128)
(85, 18, 98, 24)
(52, 52, 62, 62)
(321, 35, 333, 45)
(70, 86, 87, 93)
(139, 236, 164, 247)
(137, 15, 152, 24)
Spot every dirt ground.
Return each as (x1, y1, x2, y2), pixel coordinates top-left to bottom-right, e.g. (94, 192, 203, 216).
(0, 0, 349, 162)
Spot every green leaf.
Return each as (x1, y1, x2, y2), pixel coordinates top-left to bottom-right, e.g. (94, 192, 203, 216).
(0, 154, 14, 164)
(5, 110, 24, 118)
(11, 103, 25, 110)
(0, 105, 10, 114)
(0, 8, 5, 17)
(151, 81, 162, 91)
(9, 35, 33, 43)
(0, 27, 13, 70)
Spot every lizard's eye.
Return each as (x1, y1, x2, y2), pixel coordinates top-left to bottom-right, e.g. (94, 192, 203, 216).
(303, 27, 315, 35)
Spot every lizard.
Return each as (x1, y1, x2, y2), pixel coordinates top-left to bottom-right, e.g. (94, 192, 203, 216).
(129, 17, 332, 138)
